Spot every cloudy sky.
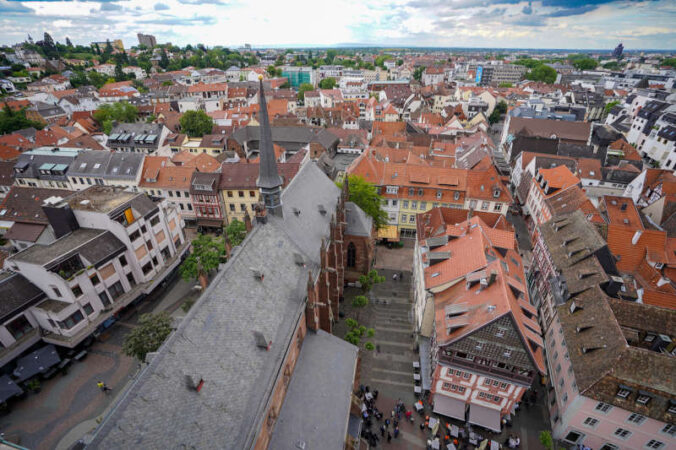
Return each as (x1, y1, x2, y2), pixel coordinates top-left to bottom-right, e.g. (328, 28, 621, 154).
(0, 0, 674, 50)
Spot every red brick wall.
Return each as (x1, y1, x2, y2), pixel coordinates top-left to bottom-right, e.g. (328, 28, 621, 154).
(253, 314, 307, 449)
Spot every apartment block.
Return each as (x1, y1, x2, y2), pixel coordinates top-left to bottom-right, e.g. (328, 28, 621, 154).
(1, 186, 187, 354)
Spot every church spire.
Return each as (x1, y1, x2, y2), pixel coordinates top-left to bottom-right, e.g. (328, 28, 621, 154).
(256, 76, 284, 217)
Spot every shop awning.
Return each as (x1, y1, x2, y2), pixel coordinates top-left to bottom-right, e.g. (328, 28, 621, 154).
(196, 218, 223, 228)
(377, 225, 399, 241)
(468, 403, 501, 432)
(433, 394, 466, 421)
(13, 344, 61, 383)
(0, 375, 23, 403)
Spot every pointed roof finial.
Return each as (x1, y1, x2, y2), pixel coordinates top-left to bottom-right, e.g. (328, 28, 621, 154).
(256, 76, 283, 190)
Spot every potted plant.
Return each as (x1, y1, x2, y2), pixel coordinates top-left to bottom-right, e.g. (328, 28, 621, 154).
(26, 379, 41, 394)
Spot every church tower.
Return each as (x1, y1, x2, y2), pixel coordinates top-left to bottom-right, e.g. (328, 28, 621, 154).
(256, 77, 284, 217)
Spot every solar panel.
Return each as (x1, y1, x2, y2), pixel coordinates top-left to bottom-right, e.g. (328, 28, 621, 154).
(145, 134, 156, 143)
(109, 133, 120, 140)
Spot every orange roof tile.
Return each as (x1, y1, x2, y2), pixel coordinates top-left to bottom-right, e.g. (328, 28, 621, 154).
(607, 225, 667, 273)
(183, 153, 221, 173)
(603, 196, 643, 229)
(0, 144, 21, 161)
(538, 165, 580, 191)
(140, 165, 194, 190)
(576, 158, 601, 180)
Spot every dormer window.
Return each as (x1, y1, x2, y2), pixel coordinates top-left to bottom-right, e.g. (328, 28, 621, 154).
(636, 392, 652, 405)
(493, 189, 500, 198)
(616, 387, 632, 399)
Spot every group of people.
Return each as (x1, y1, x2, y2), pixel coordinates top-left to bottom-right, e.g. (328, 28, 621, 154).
(358, 386, 414, 446)
(506, 433, 521, 448)
(392, 272, 405, 281)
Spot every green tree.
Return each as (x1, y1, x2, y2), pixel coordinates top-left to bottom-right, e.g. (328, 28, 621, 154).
(325, 49, 337, 64)
(179, 233, 225, 289)
(571, 57, 597, 71)
(526, 64, 557, 84)
(122, 313, 173, 362)
(661, 57, 676, 68)
(352, 294, 368, 308)
(413, 66, 424, 82)
(364, 342, 375, 351)
(297, 82, 314, 102)
(0, 104, 45, 134)
(224, 219, 247, 247)
(114, 62, 126, 82)
(495, 100, 508, 115)
(65, 37, 73, 48)
(159, 49, 169, 70)
(396, 59, 403, 66)
(488, 109, 501, 125)
(93, 102, 138, 127)
(604, 100, 620, 115)
(498, 82, 513, 88)
(102, 119, 113, 135)
(539, 431, 553, 450)
(337, 175, 388, 229)
(179, 110, 214, 137)
(318, 77, 336, 89)
(358, 269, 385, 294)
(602, 61, 621, 70)
(266, 64, 278, 77)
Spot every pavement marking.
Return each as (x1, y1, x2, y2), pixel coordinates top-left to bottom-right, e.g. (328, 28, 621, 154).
(368, 377, 416, 388)
(374, 340, 411, 348)
(374, 326, 413, 333)
(371, 367, 414, 377)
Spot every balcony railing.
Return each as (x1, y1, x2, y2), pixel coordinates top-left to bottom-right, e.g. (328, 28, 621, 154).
(42, 240, 189, 348)
(439, 354, 534, 386)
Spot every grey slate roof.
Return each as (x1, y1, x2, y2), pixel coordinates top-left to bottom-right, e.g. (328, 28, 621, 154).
(67, 151, 144, 181)
(345, 201, 372, 237)
(256, 80, 283, 190)
(13, 148, 81, 181)
(9, 228, 123, 268)
(269, 329, 358, 450)
(274, 162, 340, 264)
(232, 126, 338, 151)
(89, 161, 361, 448)
(0, 272, 46, 323)
(90, 222, 319, 449)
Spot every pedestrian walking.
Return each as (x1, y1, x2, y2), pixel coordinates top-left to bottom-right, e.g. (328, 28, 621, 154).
(393, 273, 398, 281)
(374, 389, 379, 400)
(380, 424, 386, 436)
(387, 432, 392, 443)
(399, 271, 404, 281)
(97, 381, 111, 393)
(394, 426, 399, 438)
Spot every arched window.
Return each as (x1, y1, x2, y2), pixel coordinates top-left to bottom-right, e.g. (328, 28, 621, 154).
(347, 242, 356, 268)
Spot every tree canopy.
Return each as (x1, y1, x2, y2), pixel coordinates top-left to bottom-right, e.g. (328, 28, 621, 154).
(604, 100, 620, 115)
(297, 82, 315, 102)
(179, 110, 214, 137)
(570, 57, 598, 71)
(122, 313, 173, 362)
(224, 219, 247, 247)
(92, 101, 138, 135)
(0, 104, 45, 134)
(179, 233, 225, 289)
(337, 175, 388, 230)
(413, 66, 424, 82)
(318, 77, 336, 89)
(525, 64, 557, 84)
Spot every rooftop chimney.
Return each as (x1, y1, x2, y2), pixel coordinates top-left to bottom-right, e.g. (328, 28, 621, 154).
(42, 201, 79, 239)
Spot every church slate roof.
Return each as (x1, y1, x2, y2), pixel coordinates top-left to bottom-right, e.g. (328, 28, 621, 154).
(89, 161, 357, 449)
